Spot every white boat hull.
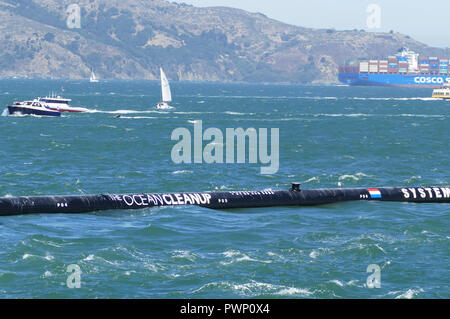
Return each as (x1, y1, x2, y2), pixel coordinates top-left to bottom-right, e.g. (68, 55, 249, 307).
(156, 102, 173, 109)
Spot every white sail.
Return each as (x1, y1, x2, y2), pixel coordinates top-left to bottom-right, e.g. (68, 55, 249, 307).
(160, 68, 172, 102)
(90, 69, 99, 82)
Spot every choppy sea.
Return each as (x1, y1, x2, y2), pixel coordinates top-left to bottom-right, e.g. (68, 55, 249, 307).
(0, 79, 448, 298)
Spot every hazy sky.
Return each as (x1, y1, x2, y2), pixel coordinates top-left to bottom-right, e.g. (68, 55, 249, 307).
(175, 0, 449, 48)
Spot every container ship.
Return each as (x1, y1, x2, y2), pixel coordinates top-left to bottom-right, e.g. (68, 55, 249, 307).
(338, 48, 450, 88)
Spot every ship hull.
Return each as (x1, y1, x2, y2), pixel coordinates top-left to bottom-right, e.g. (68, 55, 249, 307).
(7, 105, 61, 117)
(338, 73, 450, 88)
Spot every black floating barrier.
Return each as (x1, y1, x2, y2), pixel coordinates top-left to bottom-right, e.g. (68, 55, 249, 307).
(1, 183, 449, 216)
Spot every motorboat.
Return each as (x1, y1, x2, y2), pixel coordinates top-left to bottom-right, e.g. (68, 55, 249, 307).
(7, 100, 61, 117)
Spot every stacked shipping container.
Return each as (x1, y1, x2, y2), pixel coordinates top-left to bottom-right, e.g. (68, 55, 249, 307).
(388, 56, 398, 73)
(369, 60, 378, 73)
(419, 56, 429, 74)
(358, 56, 449, 75)
(430, 57, 439, 74)
(359, 61, 369, 73)
(379, 60, 388, 73)
(439, 58, 448, 74)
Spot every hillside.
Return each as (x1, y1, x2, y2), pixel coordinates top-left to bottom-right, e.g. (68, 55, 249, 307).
(0, 0, 449, 83)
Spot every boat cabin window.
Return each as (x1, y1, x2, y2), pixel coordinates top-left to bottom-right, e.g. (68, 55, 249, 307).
(41, 99, 69, 104)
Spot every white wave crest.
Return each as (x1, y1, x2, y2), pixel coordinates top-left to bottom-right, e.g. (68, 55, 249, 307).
(193, 281, 312, 297)
(395, 288, 424, 299)
(338, 173, 370, 181)
(172, 170, 193, 175)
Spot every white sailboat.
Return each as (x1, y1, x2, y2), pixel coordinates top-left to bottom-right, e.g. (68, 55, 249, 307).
(156, 68, 173, 109)
(90, 69, 99, 83)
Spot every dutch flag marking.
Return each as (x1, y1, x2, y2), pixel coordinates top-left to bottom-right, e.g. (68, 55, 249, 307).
(367, 188, 382, 199)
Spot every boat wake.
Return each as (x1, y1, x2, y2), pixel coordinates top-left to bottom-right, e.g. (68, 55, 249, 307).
(5, 113, 56, 118)
(351, 97, 439, 101)
(88, 109, 215, 115)
(87, 109, 169, 114)
(309, 113, 446, 118)
(1, 108, 9, 117)
(114, 116, 158, 119)
(156, 105, 174, 110)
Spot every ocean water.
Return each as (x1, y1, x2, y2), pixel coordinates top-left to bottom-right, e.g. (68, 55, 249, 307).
(0, 79, 448, 298)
